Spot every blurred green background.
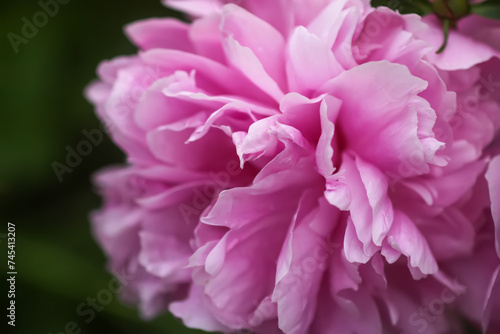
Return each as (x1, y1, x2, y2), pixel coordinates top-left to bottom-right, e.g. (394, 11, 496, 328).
(0, 0, 203, 333)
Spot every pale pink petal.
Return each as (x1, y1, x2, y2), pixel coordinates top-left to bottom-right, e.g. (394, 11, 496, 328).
(321, 61, 441, 177)
(126, 18, 194, 51)
(383, 211, 438, 276)
(486, 156, 500, 258)
(221, 4, 287, 90)
(287, 26, 344, 94)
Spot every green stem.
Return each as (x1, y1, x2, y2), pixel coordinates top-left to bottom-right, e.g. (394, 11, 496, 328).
(436, 18, 450, 54)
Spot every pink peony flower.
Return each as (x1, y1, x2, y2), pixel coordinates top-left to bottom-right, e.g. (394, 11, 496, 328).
(86, 0, 500, 333)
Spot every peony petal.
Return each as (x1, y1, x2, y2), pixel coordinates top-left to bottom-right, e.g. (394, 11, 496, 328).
(483, 266, 500, 334)
(147, 121, 237, 171)
(416, 208, 475, 260)
(419, 15, 500, 71)
(486, 156, 500, 258)
(321, 61, 441, 177)
(316, 95, 342, 177)
(310, 285, 382, 334)
(163, 0, 221, 17)
(221, 4, 287, 90)
(138, 231, 191, 279)
(383, 210, 438, 276)
(287, 26, 344, 94)
(189, 14, 226, 62)
(222, 35, 284, 102)
(274, 198, 340, 334)
(140, 48, 273, 103)
(126, 18, 194, 51)
(334, 153, 394, 260)
(170, 285, 228, 332)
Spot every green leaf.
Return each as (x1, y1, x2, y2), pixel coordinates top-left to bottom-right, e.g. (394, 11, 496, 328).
(433, 0, 470, 20)
(471, 0, 500, 20)
(371, 0, 433, 16)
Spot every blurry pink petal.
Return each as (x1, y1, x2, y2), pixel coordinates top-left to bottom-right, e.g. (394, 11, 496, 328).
(126, 18, 194, 51)
(486, 156, 500, 258)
